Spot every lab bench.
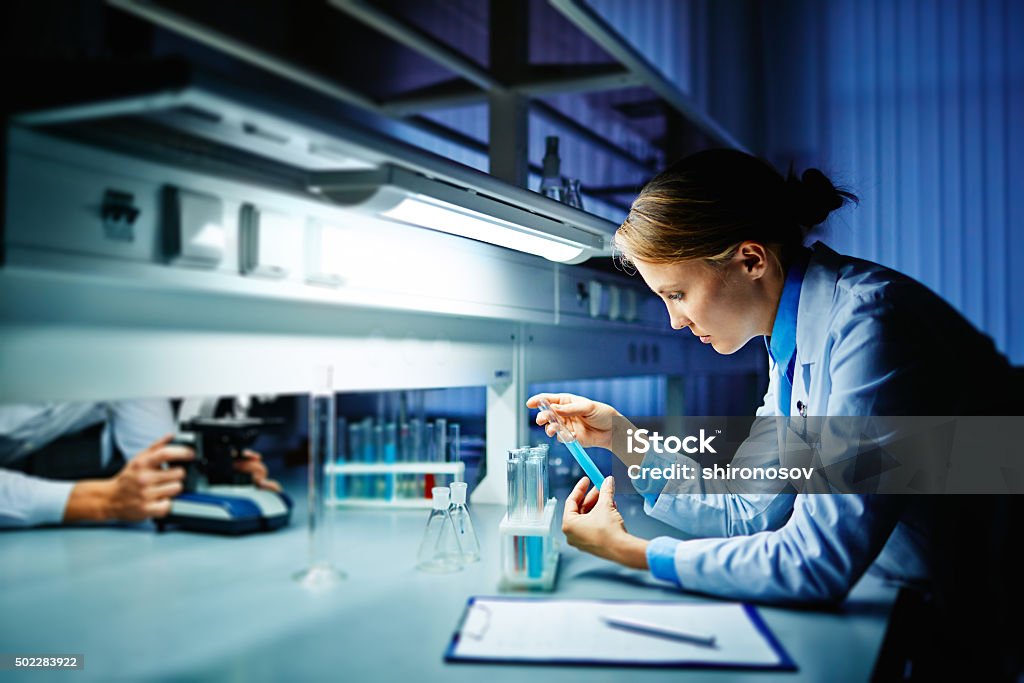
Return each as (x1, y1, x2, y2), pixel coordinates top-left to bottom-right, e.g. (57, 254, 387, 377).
(0, 482, 897, 682)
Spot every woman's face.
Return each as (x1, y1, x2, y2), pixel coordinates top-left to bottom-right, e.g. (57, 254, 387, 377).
(632, 244, 779, 355)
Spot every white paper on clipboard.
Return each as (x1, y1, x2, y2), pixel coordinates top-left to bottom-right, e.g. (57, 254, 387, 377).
(446, 597, 794, 670)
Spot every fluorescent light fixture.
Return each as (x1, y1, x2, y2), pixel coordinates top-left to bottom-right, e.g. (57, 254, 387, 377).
(307, 165, 605, 263)
(381, 195, 584, 263)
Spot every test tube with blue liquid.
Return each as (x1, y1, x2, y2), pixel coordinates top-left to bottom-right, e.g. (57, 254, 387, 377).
(524, 448, 545, 578)
(537, 399, 605, 488)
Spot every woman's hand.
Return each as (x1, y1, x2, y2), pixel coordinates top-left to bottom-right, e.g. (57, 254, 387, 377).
(526, 393, 619, 450)
(562, 476, 649, 570)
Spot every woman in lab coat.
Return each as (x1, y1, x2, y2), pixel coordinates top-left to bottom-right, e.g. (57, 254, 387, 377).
(528, 149, 1020, 671)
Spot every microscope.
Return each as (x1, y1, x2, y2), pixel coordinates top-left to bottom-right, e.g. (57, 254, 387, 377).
(156, 416, 292, 534)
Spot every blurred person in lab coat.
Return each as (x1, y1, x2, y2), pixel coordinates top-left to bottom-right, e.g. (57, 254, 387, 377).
(0, 399, 280, 528)
(529, 149, 1022, 678)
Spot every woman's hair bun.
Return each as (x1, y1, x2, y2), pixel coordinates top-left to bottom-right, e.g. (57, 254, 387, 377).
(786, 168, 858, 227)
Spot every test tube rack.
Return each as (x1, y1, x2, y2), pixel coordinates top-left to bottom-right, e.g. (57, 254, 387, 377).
(498, 498, 560, 591)
(324, 462, 465, 508)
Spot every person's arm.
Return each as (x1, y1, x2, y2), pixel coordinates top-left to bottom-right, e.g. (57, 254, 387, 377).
(646, 493, 905, 604)
(644, 372, 797, 538)
(577, 298, 933, 604)
(647, 299, 930, 603)
(0, 469, 75, 527)
(63, 479, 116, 522)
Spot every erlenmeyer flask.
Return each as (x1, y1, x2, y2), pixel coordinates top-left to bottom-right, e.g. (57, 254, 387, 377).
(416, 487, 464, 573)
(448, 482, 480, 563)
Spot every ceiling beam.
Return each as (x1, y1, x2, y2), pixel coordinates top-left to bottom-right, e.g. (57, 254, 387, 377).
(328, 0, 498, 91)
(548, 0, 747, 151)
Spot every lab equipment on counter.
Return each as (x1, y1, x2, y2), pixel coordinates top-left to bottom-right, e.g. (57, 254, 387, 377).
(537, 399, 605, 489)
(416, 487, 464, 573)
(326, 416, 465, 508)
(499, 446, 558, 591)
(295, 366, 345, 587)
(449, 481, 480, 563)
(158, 416, 292, 535)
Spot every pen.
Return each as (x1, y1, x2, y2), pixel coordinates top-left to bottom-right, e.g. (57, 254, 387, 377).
(600, 616, 718, 648)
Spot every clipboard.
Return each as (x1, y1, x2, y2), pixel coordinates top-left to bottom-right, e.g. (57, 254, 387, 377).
(445, 596, 796, 671)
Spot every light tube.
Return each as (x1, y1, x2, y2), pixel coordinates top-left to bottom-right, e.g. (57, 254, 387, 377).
(380, 195, 585, 263)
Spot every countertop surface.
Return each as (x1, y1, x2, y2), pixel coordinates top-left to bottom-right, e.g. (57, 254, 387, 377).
(0, 477, 898, 682)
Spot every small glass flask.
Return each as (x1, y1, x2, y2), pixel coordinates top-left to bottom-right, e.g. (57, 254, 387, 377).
(415, 487, 464, 573)
(448, 482, 480, 563)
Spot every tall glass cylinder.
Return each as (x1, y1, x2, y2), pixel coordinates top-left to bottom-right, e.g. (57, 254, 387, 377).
(294, 365, 345, 587)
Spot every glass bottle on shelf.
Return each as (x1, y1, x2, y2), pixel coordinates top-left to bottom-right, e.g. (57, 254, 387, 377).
(539, 136, 564, 203)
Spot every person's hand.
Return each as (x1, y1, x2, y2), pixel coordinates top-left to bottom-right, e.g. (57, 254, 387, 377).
(562, 476, 649, 570)
(234, 449, 282, 493)
(66, 434, 194, 523)
(526, 393, 619, 450)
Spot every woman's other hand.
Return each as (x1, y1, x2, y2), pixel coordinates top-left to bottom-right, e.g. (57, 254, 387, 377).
(562, 476, 649, 570)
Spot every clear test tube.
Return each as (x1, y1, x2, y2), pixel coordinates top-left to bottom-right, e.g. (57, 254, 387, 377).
(436, 419, 447, 457)
(294, 365, 344, 586)
(435, 418, 448, 487)
(506, 448, 525, 576)
(348, 422, 364, 498)
(423, 422, 436, 497)
(506, 448, 524, 520)
(384, 422, 397, 501)
(332, 416, 347, 501)
(530, 443, 550, 503)
(409, 417, 423, 498)
(398, 421, 412, 499)
(373, 422, 385, 499)
(448, 423, 461, 467)
(524, 449, 544, 519)
(524, 447, 546, 578)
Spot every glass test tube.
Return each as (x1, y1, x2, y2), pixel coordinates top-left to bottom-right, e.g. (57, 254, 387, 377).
(409, 418, 423, 499)
(360, 417, 374, 498)
(435, 418, 448, 487)
(506, 448, 524, 576)
(295, 365, 345, 586)
(524, 449, 544, 519)
(333, 416, 347, 500)
(506, 448, 526, 520)
(348, 422, 363, 498)
(384, 422, 397, 501)
(423, 422, 436, 497)
(448, 423, 461, 463)
(398, 421, 412, 499)
(525, 446, 548, 578)
(373, 422, 385, 499)
(530, 444, 550, 503)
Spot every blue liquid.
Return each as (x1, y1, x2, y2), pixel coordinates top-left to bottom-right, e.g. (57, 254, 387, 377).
(565, 440, 604, 488)
(527, 536, 543, 578)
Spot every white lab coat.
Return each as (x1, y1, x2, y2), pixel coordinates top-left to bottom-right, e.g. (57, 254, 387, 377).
(645, 242, 1015, 603)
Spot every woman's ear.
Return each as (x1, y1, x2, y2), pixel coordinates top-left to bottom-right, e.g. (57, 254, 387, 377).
(734, 241, 770, 280)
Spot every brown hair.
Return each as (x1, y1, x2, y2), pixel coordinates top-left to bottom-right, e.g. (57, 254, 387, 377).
(614, 149, 857, 271)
